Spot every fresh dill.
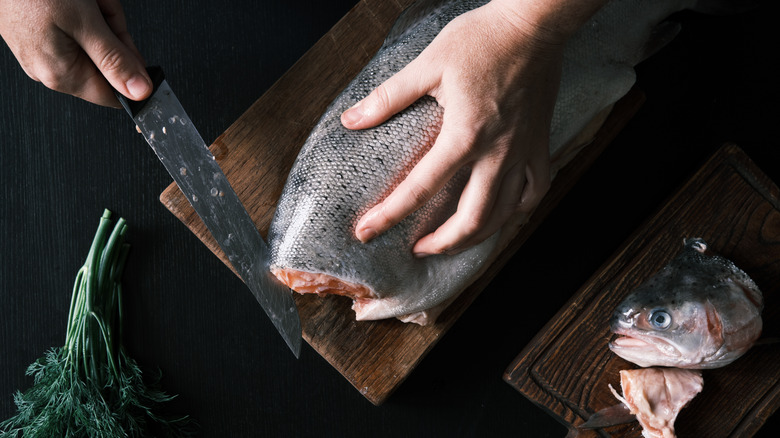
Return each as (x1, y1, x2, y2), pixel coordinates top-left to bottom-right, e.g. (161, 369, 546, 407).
(1, 210, 195, 437)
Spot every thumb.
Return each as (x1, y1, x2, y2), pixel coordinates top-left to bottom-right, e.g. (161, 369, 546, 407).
(75, 12, 151, 101)
(341, 63, 431, 130)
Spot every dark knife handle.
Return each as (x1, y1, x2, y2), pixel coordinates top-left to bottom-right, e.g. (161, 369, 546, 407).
(114, 66, 166, 118)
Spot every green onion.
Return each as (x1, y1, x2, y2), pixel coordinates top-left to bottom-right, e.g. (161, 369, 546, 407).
(1, 210, 195, 437)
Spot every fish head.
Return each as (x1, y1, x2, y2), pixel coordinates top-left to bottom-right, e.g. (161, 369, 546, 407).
(608, 238, 763, 368)
(609, 289, 724, 368)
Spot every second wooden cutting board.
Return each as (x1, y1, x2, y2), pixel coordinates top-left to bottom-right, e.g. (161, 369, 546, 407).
(504, 144, 780, 437)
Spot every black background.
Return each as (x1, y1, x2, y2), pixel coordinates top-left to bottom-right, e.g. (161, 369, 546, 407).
(2, 0, 779, 436)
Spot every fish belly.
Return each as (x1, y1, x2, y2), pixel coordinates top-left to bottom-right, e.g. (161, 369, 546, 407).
(268, 0, 698, 324)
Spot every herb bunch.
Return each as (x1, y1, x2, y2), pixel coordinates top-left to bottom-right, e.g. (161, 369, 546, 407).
(1, 210, 194, 437)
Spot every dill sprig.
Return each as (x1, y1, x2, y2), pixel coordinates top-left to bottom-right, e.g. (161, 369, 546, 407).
(1, 210, 195, 437)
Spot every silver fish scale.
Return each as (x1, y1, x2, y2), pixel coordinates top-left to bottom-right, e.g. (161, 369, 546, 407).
(269, 0, 705, 321)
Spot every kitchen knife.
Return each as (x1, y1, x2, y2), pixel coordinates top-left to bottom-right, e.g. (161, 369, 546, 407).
(115, 66, 302, 358)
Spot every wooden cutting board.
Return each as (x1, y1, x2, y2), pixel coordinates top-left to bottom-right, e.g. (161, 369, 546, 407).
(504, 144, 780, 437)
(159, 0, 643, 405)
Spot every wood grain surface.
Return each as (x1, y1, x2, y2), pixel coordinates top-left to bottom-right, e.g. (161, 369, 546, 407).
(504, 144, 780, 437)
(157, 0, 644, 404)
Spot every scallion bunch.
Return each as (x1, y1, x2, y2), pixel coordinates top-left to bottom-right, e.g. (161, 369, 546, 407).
(1, 210, 194, 437)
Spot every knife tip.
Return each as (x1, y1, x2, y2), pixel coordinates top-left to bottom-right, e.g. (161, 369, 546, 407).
(286, 335, 302, 359)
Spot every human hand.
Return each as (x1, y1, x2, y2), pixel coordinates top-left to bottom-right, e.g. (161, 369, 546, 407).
(341, 0, 569, 257)
(0, 0, 151, 107)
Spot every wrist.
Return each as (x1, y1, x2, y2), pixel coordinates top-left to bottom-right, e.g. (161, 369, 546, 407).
(488, 0, 609, 46)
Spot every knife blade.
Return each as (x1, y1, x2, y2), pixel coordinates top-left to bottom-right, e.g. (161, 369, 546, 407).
(115, 66, 302, 357)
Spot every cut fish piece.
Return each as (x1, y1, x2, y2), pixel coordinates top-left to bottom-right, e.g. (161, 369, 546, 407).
(609, 368, 703, 438)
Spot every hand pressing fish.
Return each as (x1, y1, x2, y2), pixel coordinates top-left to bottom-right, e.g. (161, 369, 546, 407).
(268, 0, 731, 324)
(609, 238, 764, 369)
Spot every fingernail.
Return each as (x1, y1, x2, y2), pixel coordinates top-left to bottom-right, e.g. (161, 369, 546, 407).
(357, 227, 377, 243)
(342, 102, 363, 126)
(126, 74, 150, 100)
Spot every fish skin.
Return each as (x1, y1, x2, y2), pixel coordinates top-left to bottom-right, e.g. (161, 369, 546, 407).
(268, 0, 715, 323)
(609, 368, 703, 438)
(609, 238, 764, 369)
(580, 368, 705, 435)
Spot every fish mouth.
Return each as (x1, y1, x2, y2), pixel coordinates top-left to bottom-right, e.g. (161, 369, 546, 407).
(610, 335, 653, 349)
(608, 329, 682, 367)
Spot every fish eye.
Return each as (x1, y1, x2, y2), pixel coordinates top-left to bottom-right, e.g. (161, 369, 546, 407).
(648, 310, 672, 330)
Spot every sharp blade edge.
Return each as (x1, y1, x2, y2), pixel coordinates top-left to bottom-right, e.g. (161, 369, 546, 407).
(133, 80, 301, 357)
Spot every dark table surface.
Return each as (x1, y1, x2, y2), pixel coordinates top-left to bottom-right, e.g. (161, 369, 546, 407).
(2, 1, 779, 437)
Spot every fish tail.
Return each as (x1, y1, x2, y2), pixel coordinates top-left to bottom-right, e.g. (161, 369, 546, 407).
(639, 20, 682, 62)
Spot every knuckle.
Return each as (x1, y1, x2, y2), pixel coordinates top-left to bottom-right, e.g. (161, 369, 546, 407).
(496, 198, 521, 216)
(517, 193, 542, 213)
(451, 127, 485, 161)
(96, 46, 125, 74)
(459, 220, 481, 239)
(36, 68, 67, 91)
(453, 139, 477, 162)
(427, 230, 455, 255)
(375, 205, 396, 228)
(406, 181, 434, 207)
(371, 83, 394, 112)
(20, 55, 59, 88)
(32, 53, 86, 95)
(435, 135, 473, 168)
(18, 62, 42, 83)
(462, 212, 488, 236)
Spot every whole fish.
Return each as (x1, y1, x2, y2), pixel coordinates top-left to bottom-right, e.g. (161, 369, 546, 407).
(268, 0, 724, 324)
(609, 238, 764, 369)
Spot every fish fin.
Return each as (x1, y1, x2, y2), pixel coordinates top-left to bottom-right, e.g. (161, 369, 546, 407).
(639, 20, 682, 62)
(383, 0, 452, 48)
(705, 300, 725, 346)
(684, 237, 708, 253)
(691, 0, 763, 15)
(579, 403, 635, 429)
